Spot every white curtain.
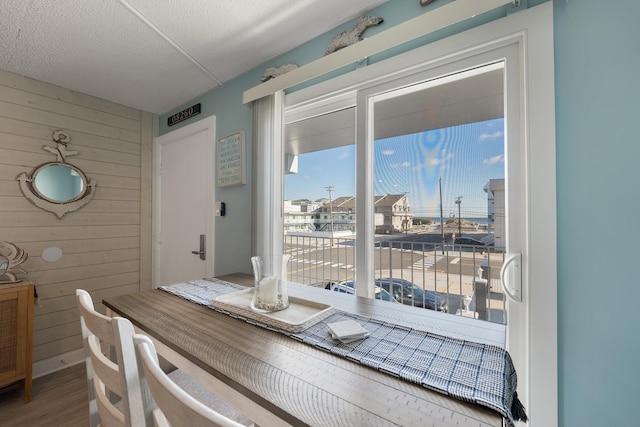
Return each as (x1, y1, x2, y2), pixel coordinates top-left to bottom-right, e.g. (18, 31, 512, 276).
(251, 91, 285, 258)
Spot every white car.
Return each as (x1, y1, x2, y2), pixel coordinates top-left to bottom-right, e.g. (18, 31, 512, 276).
(327, 281, 399, 303)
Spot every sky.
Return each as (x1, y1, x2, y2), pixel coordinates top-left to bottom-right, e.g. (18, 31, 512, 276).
(284, 118, 505, 220)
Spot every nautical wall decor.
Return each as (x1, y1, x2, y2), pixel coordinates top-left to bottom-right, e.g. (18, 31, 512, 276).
(261, 63, 298, 82)
(0, 241, 28, 283)
(17, 130, 97, 218)
(325, 15, 383, 55)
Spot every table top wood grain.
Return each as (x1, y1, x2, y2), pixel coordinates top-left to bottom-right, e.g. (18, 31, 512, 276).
(103, 274, 502, 427)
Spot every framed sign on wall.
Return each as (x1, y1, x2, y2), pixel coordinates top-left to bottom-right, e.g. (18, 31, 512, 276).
(217, 131, 245, 187)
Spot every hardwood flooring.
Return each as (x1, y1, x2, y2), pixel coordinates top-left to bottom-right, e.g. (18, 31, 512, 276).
(0, 363, 89, 427)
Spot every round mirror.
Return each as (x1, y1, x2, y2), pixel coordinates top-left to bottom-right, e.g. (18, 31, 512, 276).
(32, 162, 87, 203)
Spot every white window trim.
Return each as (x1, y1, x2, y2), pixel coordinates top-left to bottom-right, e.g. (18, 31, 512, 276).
(281, 4, 556, 425)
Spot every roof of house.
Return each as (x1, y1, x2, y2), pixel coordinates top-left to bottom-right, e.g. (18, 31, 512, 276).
(320, 194, 409, 211)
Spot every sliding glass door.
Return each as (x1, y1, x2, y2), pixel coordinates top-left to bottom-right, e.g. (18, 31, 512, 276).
(280, 7, 557, 419)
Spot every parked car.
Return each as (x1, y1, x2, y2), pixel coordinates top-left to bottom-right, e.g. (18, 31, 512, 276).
(375, 278, 447, 312)
(454, 236, 485, 246)
(327, 281, 399, 303)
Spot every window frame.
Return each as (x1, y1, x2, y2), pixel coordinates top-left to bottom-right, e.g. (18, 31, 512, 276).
(280, 4, 556, 425)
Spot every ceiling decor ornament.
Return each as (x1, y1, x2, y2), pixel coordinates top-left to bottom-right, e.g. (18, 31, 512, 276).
(17, 130, 97, 219)
(325, 15, 384, 55)
(0, 241, 28, 283)
(261, 63, 299, 82)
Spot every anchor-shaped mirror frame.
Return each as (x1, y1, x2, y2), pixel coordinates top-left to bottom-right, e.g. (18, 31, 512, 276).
(17, 130, 97, 219)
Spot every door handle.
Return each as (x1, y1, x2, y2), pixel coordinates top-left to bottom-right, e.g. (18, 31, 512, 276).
(500, 252, 521, 302)
(191, 235, 206, 260)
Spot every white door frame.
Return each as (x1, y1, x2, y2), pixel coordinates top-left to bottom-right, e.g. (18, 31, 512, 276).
(283, 4, 556, 425)
(152, 117, 216, 287)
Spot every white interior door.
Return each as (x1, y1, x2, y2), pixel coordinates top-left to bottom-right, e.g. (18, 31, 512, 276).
(154, 117, 215, 287)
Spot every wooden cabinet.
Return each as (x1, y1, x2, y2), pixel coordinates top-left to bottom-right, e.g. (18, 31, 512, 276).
(0, 280, 34, 402)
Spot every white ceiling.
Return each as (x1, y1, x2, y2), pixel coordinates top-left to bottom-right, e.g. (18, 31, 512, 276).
(0, 0, 387, 114)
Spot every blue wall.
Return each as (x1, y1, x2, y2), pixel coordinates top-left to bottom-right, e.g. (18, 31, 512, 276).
(160, 1, 640, 424)
(554, 1, 640, 426)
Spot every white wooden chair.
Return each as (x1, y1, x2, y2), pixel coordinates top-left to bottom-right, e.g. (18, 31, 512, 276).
(134, 334, 247, 427)
(76, 289, 151, 427)
(77, 289, 255, 427)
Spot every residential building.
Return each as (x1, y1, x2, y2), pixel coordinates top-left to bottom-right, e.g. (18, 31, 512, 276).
(484, 178, 505, 247)
(374, 194, 413, 234)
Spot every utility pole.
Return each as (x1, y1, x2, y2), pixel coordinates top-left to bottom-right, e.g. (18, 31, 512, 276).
(403, 192, 409, 235)
(325, 186, 334, 247)
(455, 196, 463, 238)
(439, 178, 445, 255)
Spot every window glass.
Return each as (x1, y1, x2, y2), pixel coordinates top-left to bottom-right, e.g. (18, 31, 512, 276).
(284, 109, 356, 286)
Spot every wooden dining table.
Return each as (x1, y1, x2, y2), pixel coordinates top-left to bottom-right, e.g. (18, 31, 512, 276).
(103, 273, 503, 427)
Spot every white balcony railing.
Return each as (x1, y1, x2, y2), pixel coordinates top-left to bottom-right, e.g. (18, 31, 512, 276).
(284, 233, 506, 324)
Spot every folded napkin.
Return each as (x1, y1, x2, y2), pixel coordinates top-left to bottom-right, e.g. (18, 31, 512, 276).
(327, 320, 370, 343)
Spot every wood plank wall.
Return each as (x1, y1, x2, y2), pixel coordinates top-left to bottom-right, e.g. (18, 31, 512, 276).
(0, 69, 155, 364)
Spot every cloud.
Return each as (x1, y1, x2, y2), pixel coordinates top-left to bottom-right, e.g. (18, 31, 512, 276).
(483, 154, 504, 165)
(339, 150, 350, 159)
(428, 152, 454, 166)
(382, 150, 395, 155)
(479, 130, 504, 142)
(390, 160, 412, 169)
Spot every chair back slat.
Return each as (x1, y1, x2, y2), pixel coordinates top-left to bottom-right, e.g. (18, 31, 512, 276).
(87, 335, 122, 399)
(94, 378, 126, 427)
(134, 335, 245, 427)
(76, 289, 150, 427)
(80, 303, 117, 345)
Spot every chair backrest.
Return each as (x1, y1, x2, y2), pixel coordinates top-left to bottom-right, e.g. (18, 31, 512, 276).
(133, 334, 245, 427)
(76, 289, 153, 427)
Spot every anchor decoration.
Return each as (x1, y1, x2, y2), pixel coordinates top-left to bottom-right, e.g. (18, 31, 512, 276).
(17, 130, 97, 219)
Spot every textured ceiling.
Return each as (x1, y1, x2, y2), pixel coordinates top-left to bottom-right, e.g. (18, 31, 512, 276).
(0, 0, 387, 114)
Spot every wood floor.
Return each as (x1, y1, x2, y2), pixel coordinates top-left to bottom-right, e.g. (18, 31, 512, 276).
(0, 363, 89, 427)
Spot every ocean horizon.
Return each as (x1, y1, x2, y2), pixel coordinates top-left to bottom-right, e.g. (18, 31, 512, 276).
(424, 217, 489, 226)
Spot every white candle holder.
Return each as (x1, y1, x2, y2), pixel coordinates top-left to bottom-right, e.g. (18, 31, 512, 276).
(250, 254, 290, 313)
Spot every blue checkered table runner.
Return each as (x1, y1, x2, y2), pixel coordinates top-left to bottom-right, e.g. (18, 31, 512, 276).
(161, 277, 527, 426)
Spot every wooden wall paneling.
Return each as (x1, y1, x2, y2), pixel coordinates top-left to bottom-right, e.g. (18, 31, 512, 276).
(78, 200, 142, 214)
(1, 212, 142, 227)
(19, 237, 140, 256)
(0, 119, 142, 155)
(0, 133, 54, 152)
(0, 196, 27, 210)
(93, 188, 141, 202)
(30, 260, 140, 288)
(0, 84, 141, 131)
(34, 309, 81, 332)
(139, 112, 154, 291)
(0, 69, 140, 119)
(2, 225, 141, 242)
(32, 272, 139, 317)
(0, 100, 140, 143)
(33, 321, 81, 347)
(67, 159, 141, 178)
(27, 247, 140, 272)
(0, 68, 157, 367)
(65, 145, 142, 166)
(32, 335, 81, 362)
(32, 295, 78, 316)
(0, 200, 154, 218)
(32, 282, 141, 361)
(38, 273, 141, 301)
